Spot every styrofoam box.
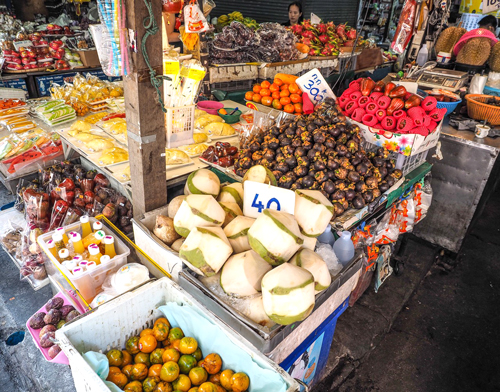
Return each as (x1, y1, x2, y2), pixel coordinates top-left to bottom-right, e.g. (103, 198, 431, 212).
(37, 217, 130, 303)
(132, 205, 184, 281)
(55, 278, 300, 392)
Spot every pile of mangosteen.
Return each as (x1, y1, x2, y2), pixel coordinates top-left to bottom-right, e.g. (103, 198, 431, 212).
(234, 97, 403, 218)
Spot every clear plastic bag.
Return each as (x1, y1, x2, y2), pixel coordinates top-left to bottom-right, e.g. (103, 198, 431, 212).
(374, 206, 401, 245)
(185, 2, 210, 33)
(414, 177, 432, 224)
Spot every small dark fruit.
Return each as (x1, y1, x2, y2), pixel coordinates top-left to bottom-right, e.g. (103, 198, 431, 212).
(44, 309, 62, 325)
(39, 324, 56, 339)
(45, 297, 64, 311)
(48, 345, 62, 359)
(40, 331, 55, 348)
(29, 312, 46, 330)
(65, 310, 80, 322)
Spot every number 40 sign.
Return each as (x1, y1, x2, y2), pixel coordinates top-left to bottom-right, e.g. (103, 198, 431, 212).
(243, 181, 296, 218)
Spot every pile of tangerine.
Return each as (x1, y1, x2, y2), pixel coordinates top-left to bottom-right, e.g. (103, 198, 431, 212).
(245, 77, 303, 115)
(0, 99, 26, 110)
(105, 316, 250, 392)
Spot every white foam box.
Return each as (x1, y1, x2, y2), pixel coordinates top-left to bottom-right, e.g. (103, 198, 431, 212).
(55, 278, 300, 392)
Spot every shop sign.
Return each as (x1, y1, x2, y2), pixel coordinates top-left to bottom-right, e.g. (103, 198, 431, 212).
(243, 181, 295, 218)
(482, 0, 500, 14)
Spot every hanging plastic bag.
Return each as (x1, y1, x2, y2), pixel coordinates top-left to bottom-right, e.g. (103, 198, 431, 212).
(391, 0, 417, 54)
(414, 178, 432, 224)
(374, 245, 393, 293)
(374, 206, 401, 245)
(398, 197, 416, 234)
(184, 0, 210, 33)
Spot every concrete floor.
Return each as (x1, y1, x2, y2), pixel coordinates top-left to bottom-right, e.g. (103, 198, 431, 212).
(0, 182, 498, 392)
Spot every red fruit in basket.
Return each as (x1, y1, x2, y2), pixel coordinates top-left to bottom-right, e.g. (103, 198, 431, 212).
(428, 120, 438, 132)
(350, 91, 362, 101)
(397, 117, 414, 133)
(421, 96, 437, 111)
(362, 114, 378, 127)
(351, 108, 366, 122)
(53, 199, 69, 215)
(94, 173, 110, 187)
(59, 178, 75, 191)
(370, 92, 383, 101)
(365, 102, 378, 114)
(387, 98, 404, 116)
(407, 106, 425, 120)
(377, 96, 391, 110)
(384, 82, 396, 96)
(361, 78, 376, 96)
(357, 96, 370, 108)
(62, 190, 74, 205)
(349, 81, 361, 91)
(84, 191, 95, 204)
(375, 109, 387, 122)
(74, 195, 86, 208)
(373, 80, 385, 92)
(344, 101, 358, 116)
(389, 86, 407, 99)
(381, 116, 397, 131)
(405, 94, 421, 109)
(392, 110, 406, 120)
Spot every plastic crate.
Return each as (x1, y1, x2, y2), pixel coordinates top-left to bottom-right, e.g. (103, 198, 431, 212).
(165, 104, 195, 148)
(55, 278, 300, 392)
(361, 139, 428, 176)
(280, 297, 349, 390)
(335, 53, 358, 72)
(37, 217, 131, 304)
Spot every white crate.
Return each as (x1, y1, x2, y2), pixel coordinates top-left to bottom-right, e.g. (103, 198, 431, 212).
(165, 104, 195, 148)
(0, 87, 27, 100)
(37, 217, 130, 304)
(131, 205, 184, 281)
(209, 64, 259, 83)
(55, 278, 300, 392)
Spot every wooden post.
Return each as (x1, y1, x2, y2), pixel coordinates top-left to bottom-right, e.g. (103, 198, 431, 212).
(124, 0, 167, 216)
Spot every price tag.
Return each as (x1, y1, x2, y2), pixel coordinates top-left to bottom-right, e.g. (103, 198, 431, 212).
(296, 69, 336, 105)
(13, 40, 33, 51)
(243, 181, 295, 218)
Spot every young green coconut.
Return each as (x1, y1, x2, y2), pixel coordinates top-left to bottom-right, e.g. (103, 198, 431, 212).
(290, 248, 332, 293)
(217, 183, 244, 209)
(184, 168, 221, 197)
(294, 189, 334, 237)
(261, 263, 315, 325)
(173, 195, 225, 237)
(223, 215, 255, 253)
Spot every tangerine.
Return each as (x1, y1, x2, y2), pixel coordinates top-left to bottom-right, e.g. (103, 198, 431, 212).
(149, 364, 163, 378)
(140, 328, 154, 337)
(284, 104, 295, 113)
(280, 84, 289, 91)
(198, 382, 218, 392)
(260, 88, 271, 97)
(261, 96, 273, 106)
(244, 91, 254, 101)
(126, 336, 141, 355)
(155, 318, 171, 328)
(139, 335, 158, 353)
(163, 348, 181, 363)
(150, 348, 165, 364)
(160, 361, 180, 382)
(192, 348, 203, 362)
(188, 388, 200, 392)
(179, 354, 198, 374)
(107, 349, 124, 367)
(252, 94, 262, 103)
(231, 372, 250, 392)
(269, 83, 280, 92)
(201, 354, 222, 375)
(155, 381, 173, 392)
(279, 97, 291, 106)
(272, 91, 281, 99)
(252, 85, 262, 94)
(179, 337, 198, 355)
(260, 80, 271, 89)
(290, 93, 301, 103)
(280, 89, 290, 98)
(168, 328, 184, 343)
(219, 370, 234, 390)
(124, 380, 143, 392)
(122, 364, 134, 378)
(171, 339, 182, 352)
(208, 372, 221, 384)
(272, 99, 283, 110)
(131, 363, 149, 381)
(189, 367, 208, 386)
(288, 83, 300, 94)
(122, 350, 133, 367)
(143, 376, 161, 392)
(294, 103, 303, 113)
(173, 374, 192, 391)
(135, 352, 151, 367)
(274, 78, 284, 86)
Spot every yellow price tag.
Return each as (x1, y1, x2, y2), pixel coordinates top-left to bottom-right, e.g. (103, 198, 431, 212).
(163, 60, 180, 75)
(180, 67, 205, 81)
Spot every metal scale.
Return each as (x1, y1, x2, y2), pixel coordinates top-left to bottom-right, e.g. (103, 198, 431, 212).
(415, 68, 468, 92)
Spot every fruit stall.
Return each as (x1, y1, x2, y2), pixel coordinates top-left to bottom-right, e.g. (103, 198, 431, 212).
(9, 1, 500, 391)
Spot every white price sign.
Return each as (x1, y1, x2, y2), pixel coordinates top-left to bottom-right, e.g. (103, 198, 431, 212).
(243, 181, 295, 218)
(296, 69, 336, 105)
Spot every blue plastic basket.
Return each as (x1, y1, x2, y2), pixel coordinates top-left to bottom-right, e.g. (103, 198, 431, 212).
(417, 88, 428, 98)
(436, 99, 461, 117)
(483, 85, 500, 97)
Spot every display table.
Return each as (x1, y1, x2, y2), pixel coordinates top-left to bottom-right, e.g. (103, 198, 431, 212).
(413, 122, 500, 253)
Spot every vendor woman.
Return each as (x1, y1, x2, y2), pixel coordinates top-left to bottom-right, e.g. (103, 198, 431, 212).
(282, 1, 303, 27)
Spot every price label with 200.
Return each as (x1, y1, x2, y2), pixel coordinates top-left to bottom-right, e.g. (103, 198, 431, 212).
(243, 181, 296, 218)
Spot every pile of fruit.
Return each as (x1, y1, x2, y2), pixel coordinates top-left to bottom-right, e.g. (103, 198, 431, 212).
(244, 73, 303, 115)
(338, 78, 447, 136)
(0, 98, 26, 110)
(209, 22, 298, 64)
(216, 11, 259, 31)
(382, 51, 398, 62)
(104, 316, 250, 391)
(233, 97, 402, 216)
(28, 296, 80, 359)
(289, 19, 358, 57)
(200, 142, 239, 167)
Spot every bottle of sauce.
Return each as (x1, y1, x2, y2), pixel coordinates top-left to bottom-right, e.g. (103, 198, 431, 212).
(80, 215, 92, 239)
(46, 239, 58, 259)
(82, 230, 106, 249)
(71, 232, 85, 255)
(55, 227, 69, 245)
(104, 236, 117, 258)
(58, 248, 71, 262)
(88, 244, 103, 265)
(93, 221, 103, 232)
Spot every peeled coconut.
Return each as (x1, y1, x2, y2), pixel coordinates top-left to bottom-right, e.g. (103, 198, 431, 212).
(179, 226, 233, 277)
(168, 195, 186, 218)
(223, 216, 255, 253)
(217, 183, 244, 209)
(294, 189, 334, 237)
(243, 165, 277, 186)
(220, 250, 272, 297)
(241, 295, 274, 328)
(290, 248, 332, 293)
(248, 209, 303, 266)
(261, 263, 315, 325)
(302, 236, 317, 251)
(173, 195, 225, 237)
(184, 169, 221, 197)
(170, 238, 184, 252)
(219, 202, 243, 227)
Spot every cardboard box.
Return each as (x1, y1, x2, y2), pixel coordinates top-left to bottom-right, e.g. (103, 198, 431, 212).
(76, 50, 101, 68)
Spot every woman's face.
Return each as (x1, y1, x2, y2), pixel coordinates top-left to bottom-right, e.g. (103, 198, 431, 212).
(289, 5, 302, 25)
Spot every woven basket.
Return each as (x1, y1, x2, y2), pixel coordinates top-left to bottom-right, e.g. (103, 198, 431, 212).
(465, 94, 500, 125)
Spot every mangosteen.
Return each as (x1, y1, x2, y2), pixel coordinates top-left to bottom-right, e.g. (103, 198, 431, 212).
(276, 162, 289, 173)
(263, 149, 275, 161)
(372, 188, 381, 198)
(379, 181, 390, 193)
(313, 143, 326, 154)
(260, 158, 270, 167)
(352, 196, 366, 209)
(280, 137, 292, 147)
(252, 151, 263, 161)
(347, 171, 361, 183)
(332, 202, 345, 216)
(294, 178, 304, 188)
(291, 137, 302, 148)
(327, 158, 339, 171)
(329, 126, 341, 138)
(335, 145, 348, 156)
(308, 169, 317, 177)
(331, 190, 346, 200)
(363, 190, 374, 203)
(302, 176, 314, 188)
(351, 157, 362, 167)
(372, 157, 385, 167)
(281, 145, 295, 156)
(346, 140, 359, 153)
(376, 147, 390, 158)
(334, 167, 348, 180)
(297, 119, 307, 128)
(285, 127, 295, 137)
(314, 160, 326, 171)
(356, 163, 369, 177)
(355, 180, 367, 193)
(379, 166, 388, 179)
(272, 170, 282, 179)
(308, 149, 320, 160)
(337, 133, 348, 145)
(386, 176, 396, 187)
(325, 137, 336, 149)
(270, 125, 280, 136)
(315, 171, 328, 183)
(392, 169, 403, 179)
(294, 147, 306, 158)
(322, 180, 335, 194)
(285, 156, 298, 169)
(313, 130, 326, 144)
(345, 152, 352, 159)
(334, 180, 347, 190)
(325, 148, 336, 157)
(345, 189, 356, 201)
(297, 156, 310, 167)
(293, 166, 308, 178)
(386, 160, 395, 170)
(308, 180, 319, 190)
(365, 176, 378, 189)
(314, 118, 326, 127)
(275, 153, 285, 163)
(302, 141, 313, 150)
(268, 138, 280, 150)
(306, 123, 316, 133)
(339, 157, 350, 168)
(249, 141, 261, 152)
(327, 171, 336, 180)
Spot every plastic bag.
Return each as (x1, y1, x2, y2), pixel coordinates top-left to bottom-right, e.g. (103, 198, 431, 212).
(109, 263, 150, 294)
(19, 224, 47, 281)
(349, 253, 376, 306)
(391, 0, 417, 54)
(185, 1, 210, 33)
(374, 245, 393, 293)
(374, 206, 401, 245)
(23, 188, 50, 232)
(414, 178, 432, 224)
(398, 197, 415, 234)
